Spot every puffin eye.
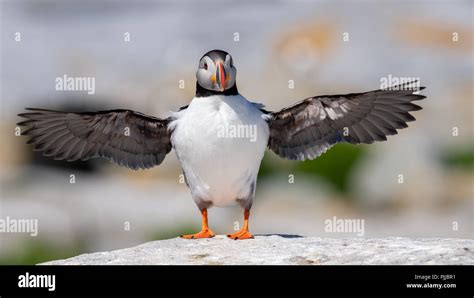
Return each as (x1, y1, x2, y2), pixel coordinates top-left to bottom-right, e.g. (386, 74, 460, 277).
(203, 62, 208, 70)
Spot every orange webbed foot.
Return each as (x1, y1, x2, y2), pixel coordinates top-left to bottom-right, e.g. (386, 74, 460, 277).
(180, 229, 215, 239)
(181, 208, 215, 239)
(227, 229, 254, 240)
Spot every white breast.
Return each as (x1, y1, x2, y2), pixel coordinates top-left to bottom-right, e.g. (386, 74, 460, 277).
(169, 94, 270, 207)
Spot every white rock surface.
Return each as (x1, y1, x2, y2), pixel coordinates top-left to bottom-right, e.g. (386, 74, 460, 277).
(41, 236, 474, 265)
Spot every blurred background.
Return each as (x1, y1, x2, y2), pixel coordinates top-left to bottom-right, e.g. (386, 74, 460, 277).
(0, 0, 472, 264)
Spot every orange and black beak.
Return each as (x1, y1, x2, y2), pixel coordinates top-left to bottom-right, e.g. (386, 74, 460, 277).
(216, 62, 226, 91)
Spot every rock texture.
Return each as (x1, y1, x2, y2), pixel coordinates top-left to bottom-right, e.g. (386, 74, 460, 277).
(41, 235, 474, 265)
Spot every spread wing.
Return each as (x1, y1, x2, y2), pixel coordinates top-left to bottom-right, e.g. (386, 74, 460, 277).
(266, 85, 426, 160)
(17, 108, 173, 170)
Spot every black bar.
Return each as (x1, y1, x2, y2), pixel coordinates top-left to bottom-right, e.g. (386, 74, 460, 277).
(0, 265, 472, 297)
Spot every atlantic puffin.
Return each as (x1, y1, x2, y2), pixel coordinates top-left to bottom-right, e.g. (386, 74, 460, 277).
(18, 49, 426, 240)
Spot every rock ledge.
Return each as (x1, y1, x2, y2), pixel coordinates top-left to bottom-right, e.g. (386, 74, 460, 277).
(41, 235, 474, 265)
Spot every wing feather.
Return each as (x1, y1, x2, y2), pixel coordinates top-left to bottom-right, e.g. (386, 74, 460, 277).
(18, 108, 173, 169)
(266, 84, 426, 160)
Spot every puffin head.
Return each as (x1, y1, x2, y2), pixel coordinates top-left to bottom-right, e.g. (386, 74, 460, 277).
(196, 49, 237, 95)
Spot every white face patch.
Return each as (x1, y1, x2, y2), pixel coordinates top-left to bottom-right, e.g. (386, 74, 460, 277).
(196, 56, 215, 90)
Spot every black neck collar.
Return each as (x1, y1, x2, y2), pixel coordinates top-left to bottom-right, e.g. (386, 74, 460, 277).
(195, 82, 239, 97)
